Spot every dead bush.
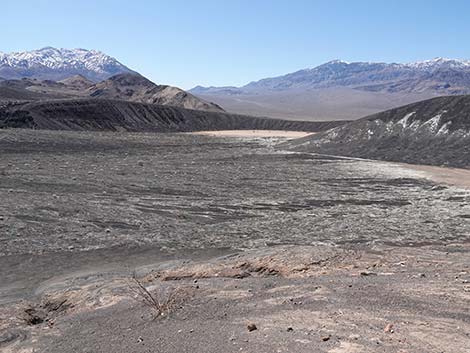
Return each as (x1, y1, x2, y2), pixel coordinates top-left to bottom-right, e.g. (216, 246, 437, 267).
(127, 273, 191, 320)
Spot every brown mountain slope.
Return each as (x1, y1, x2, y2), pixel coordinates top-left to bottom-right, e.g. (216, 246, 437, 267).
(88, 74, 224, 112)
(59, 75, 95, 90)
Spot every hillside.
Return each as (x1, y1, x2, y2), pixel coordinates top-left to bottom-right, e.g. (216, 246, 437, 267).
(191, 58, 470, 120)
(0, 98, 347, 132)
(282, 95, 470, 168)
(59, 75, 95, 90)
(0, 74, 225, 113)
(87, 74, 224, 112)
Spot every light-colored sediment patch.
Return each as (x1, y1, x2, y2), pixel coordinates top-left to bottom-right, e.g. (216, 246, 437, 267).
(190, 130, 314, 138)
(395, 163, 470, 190)
(328, 342, 367, 353)
(323, 154, 470, 190)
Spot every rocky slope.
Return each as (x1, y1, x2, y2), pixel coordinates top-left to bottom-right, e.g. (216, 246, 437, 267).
(87, 74, 224, 112)
(282, 95, 470, 168)
(0, 74, 224, 113)
(59, 75, 95, 90)
(0, 47, 136, 81)
(191, 58, 470, 120)
(0, 98, 346, 132)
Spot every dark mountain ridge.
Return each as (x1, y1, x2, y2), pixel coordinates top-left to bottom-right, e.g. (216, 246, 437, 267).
(0, 98, 347, 132)
(282, 95, 470, 168)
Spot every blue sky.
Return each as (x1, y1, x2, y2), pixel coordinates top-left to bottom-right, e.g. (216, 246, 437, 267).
(2, 0, 470, 89)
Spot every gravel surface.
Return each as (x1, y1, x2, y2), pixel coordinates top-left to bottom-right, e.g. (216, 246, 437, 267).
(1, 129, 469, 258)
(1, 129, 469, 352)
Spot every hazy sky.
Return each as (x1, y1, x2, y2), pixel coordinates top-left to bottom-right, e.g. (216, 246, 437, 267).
(3, 0, 470, 89)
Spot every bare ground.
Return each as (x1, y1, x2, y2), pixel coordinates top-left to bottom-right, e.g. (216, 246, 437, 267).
(0, 129, 469, 352)
(190, 130, 313, 138)
(397, 163, 470, 190)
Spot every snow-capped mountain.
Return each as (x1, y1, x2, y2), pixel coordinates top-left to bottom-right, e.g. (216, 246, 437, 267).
(0, 47, 136, 81)
(405, 57, 470, 70)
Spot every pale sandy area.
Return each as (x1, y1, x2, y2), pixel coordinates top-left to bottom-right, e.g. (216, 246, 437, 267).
(190, 130, 314, 138)
(396, 162, 470, 189)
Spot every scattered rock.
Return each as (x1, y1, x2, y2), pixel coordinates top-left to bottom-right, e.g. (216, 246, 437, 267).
(0, 330, 24, 345)
(360, 271, 377, 276)
(247, 323, 257, 332)
(322, 335, 331, 341)
(23, 308, 46, 325)
(287, 327, 293, 332)
(384, 323, 394, 333)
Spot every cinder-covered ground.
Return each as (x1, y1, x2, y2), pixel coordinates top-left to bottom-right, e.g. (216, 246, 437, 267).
(0, 129, 469, 352)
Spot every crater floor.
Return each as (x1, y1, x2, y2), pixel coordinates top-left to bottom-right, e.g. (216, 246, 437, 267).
(0, 129, 469, 352)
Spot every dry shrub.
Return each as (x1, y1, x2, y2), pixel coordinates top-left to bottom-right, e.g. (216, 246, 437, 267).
(127, 273, 191, 320)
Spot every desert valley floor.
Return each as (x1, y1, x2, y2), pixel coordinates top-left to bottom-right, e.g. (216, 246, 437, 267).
(1, 129, 469, 352)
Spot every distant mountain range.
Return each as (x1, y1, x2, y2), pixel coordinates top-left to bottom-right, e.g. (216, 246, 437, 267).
(190, 58, 470, 121)
(0, 47, 135, 81)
